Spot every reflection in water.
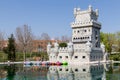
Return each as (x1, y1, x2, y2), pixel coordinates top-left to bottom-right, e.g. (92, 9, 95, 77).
(16, 65, 49, 80)
(47, 64, 107, 80)
(1, 63, 120, 80)
(0, 64, 17, 80)
(6, 64, 16, 80)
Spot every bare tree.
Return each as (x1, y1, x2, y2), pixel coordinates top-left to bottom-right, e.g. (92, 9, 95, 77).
(15, 24, 34, 61)
(40, 33, 50, 40)
(0, 31, 4, 51)
(54, 37, 60, 41)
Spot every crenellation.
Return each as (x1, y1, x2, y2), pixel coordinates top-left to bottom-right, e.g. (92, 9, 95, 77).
(59, 47, 69, 53)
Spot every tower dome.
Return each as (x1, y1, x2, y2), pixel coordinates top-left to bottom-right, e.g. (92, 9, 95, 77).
(86, 41, 92, 47)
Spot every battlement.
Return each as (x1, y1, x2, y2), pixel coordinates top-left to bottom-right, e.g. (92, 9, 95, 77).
(71, 19, 101, 28)
(72, 5, 100, 29)
(49, 47, 73, 53)
(59, 47, 69, 53)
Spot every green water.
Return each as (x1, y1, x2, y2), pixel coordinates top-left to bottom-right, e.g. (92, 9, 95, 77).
(0, 63, 119, 80)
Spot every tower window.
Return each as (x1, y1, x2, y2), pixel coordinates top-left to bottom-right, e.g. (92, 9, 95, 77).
(89, 29, 90, 32)
(82, 56, 85, 58)
(83, 69, 86, 71)
(66, 69, 68, 71)
(65, 56, 68, 58)
(78, 30, 79, 33)
(75, 69, 78, 72)
(59, 56, 62, 59)
(59, 68, 62, 71)
(75, 56, 78, 58)
(84, 30, 86, 32)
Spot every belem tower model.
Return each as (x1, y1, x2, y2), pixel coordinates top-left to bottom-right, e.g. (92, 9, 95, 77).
(47, 5, 108, 64)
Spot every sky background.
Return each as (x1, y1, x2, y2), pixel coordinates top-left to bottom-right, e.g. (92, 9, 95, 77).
(0, 0, 120, 39)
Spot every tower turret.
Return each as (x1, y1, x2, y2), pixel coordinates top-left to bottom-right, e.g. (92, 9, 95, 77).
(54, 41, 59, 53)
(67, 42, 73, 56)
(47, 42, 51, 54)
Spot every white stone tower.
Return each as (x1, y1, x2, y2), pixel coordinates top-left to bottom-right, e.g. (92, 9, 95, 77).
(47, 5, 105, 63)
(71, 5, 102, 62)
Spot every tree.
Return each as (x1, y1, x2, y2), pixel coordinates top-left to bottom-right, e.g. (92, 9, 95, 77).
(115, 31, 120, 52)
(100, 32, 115, 54)
(61, 35, 71, 42)
(106, 33, 115, 53)
(59, 42, 67, 47)
(3, 34, 16, 61)
(0, 31, 5, 51)
(40, 33, 50, 40)
(15, 24, 34, 61)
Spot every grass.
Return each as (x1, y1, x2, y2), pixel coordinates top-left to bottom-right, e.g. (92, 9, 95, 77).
(0, 51, 49, 62)
(0, 51, 8, 62)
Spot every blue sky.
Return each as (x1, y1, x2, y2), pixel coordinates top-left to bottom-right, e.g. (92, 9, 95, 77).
(0, 0, 120, 39)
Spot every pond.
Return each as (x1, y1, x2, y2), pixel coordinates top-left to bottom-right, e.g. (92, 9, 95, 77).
(0, 63, 119, 80)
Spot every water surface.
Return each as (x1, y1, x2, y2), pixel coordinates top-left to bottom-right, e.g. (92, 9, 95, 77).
(0, 63, 119, 80)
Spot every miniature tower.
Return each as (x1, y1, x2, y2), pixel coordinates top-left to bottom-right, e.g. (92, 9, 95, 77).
(47, 5, 104, 63)
(71, 5, 101, 50)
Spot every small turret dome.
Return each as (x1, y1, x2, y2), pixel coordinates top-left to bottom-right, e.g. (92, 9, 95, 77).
(47, 42, 51, 47)
(86, 41, 92, 47)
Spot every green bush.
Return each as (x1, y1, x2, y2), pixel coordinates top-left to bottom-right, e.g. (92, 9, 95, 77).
(109, 53, 120, 61)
